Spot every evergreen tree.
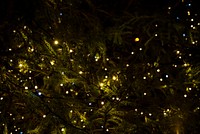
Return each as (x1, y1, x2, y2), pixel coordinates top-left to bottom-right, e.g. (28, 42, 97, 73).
(0, 0, 200, 133)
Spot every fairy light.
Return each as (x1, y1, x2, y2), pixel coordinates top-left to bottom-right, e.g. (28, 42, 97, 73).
(187, 11, 190, 16)
(38, 92, 42, 96)
(60, 83, 63, 86)
(54, 40, 59, 45)
(61, 128, 65, 132)
(50, 60, 56, 66)
(79, 71, 83, 74)
(43, 115, 46, 118)
(100, 83, 104, 87)
(112, 76, 117, 80)
(135, 37, 140, 42)
(19, 63, 23, 68)
(69, 49, 73, 53)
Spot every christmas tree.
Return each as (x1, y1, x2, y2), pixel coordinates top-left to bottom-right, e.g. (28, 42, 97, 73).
(0, 0, 200, 133)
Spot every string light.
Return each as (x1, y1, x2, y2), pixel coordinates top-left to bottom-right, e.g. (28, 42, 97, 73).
(43, 115, 46, 118)
(134, 37, 140, 42)
(54, 40, 59, 45)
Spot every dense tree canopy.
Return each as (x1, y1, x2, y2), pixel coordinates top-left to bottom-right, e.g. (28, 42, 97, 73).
(0, 0, 200, 134)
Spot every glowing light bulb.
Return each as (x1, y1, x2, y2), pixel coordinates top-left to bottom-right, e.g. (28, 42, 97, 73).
(79, 71, 83, 74)
(54, 40, 59, 45)
(157, 69, 160, 72)
(61, 128, 65, 132)
(19, 63, 23, 68)
(134, 37, 140, 42)
(50, 60, 55, 65)
(38, 92, 42, 96)
(112, 76, 117, 80)
(100, 83, 104, 87)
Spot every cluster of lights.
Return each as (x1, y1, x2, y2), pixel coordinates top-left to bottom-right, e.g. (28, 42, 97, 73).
(1, 1, 200, 133)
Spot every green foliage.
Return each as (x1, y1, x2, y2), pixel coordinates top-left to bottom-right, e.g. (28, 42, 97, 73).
(0, 0, 200, 134)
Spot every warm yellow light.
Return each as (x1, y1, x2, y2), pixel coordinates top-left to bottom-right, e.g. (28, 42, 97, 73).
(69, 49, 73, 53)
(79, 71, 83, 74)
(50, 60, 55, 65)
(19, 63, 23, 68)
(54, 40, 59, 45)
(112, 76, 117, 81)
(100, 83, 104, 87)
(187, 11, 190, 16)
(134, 37, 140, 42)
